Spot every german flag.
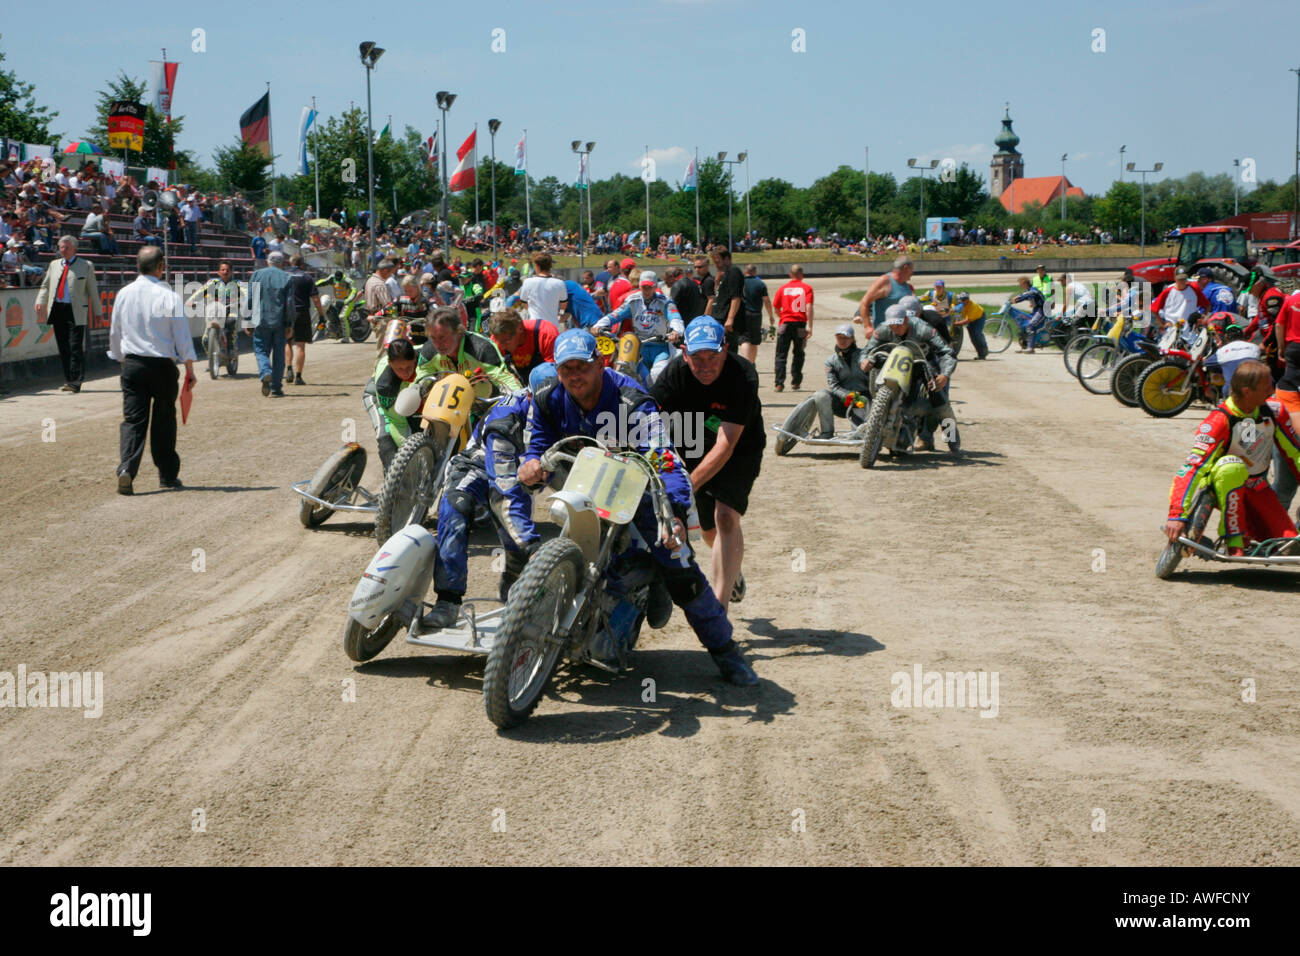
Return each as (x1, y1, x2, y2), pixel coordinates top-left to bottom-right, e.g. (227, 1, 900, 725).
(240, 92, 271, 157)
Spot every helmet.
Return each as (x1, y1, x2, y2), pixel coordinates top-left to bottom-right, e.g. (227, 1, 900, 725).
(333, 270, 344, 281)
(955, 291, 969, 302)
(407, 318, 428, 344)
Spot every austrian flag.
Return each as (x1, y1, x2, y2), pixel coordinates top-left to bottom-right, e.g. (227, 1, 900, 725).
(449, 130, 476, 194)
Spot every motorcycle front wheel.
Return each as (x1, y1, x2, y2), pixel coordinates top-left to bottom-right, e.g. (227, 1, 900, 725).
(349, 309, 372, 343)
(1111, 353, 1152, 407)
(205, 328, 221, 380)
(483, 537, 582, 729)
(374, 430, 443, 543)
(1138, 360, 1196, 418)
(983, 314, 1015, 353)
(859, 382, 897, 469)
(1076, 342, 1119, 395)
(1156, 489, 1214, 579)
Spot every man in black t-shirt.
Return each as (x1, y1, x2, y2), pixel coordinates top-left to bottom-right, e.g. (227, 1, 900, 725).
(693, 256, 716, 315)
(651, 317, 765, 609)
(285, 255, 323, 385)
(708, 246, 747, 353)
(668, 266, 707, 324)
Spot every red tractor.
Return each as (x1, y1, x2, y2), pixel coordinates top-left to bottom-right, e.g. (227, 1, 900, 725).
(1130, 225, 1285, 295)
(1260, 239, 1300, 292)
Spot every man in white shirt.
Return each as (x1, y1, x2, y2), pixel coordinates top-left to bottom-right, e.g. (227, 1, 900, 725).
(517, 252, 568, 328)
(107, 245, 197, 494)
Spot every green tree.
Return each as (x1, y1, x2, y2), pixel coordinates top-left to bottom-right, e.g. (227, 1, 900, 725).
(88, 72, 191, 168)
(214, 138, 270, 194)
(808, 165, 866, 236)
(0, 36, 58, 145)
(931, 164, 988, 220)
(1094, 181, 1141, 237)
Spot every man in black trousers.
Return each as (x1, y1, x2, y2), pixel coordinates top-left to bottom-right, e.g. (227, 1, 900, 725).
(107, 246, 197, 495)
(34, 235, 99, 393)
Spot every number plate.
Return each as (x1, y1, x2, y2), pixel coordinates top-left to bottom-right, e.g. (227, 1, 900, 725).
(563, 447, 648, 524)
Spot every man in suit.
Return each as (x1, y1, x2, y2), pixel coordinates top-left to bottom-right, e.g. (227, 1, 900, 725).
(34, 235, 99, 392)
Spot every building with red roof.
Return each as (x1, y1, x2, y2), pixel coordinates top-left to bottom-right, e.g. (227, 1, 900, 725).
(998, 175, 1085, 214)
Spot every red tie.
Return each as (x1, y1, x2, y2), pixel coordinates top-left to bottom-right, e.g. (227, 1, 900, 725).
(56, 260, 70, 300)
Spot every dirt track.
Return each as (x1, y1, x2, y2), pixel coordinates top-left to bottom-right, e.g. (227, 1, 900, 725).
(2, 276, 1298, 866)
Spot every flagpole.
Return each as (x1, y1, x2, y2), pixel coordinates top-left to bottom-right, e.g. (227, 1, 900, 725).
(585, 150, 593, 259)
(266, 81, 275, 207)
(864, 145, 870, 240)
(523, 129, 531, 236)
(473, 123, 480, 227)
(388, 114, 396, 220)
(644, 144, 650, 256)
(312, 96, 320, 217)
(694, 146, 700, 250)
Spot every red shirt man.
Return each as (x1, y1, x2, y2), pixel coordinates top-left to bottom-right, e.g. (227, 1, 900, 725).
(492, 313, 557, 379)
(1278, 290, 1300, 347)
(608, 258, 635, 311)
(772, 267, 815, 328)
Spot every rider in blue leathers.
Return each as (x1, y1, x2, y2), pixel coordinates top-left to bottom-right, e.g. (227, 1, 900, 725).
(591, 272, 685, 382)
(421, 366, 555, 630)
(518, 329, 758, 685)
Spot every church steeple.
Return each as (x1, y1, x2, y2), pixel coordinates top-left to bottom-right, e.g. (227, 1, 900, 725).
(994, 104, 1020, 155)
(990, 102, 1024, 198)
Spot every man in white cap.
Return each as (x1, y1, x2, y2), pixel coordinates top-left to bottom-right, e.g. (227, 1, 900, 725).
(593, 268, 684, 381)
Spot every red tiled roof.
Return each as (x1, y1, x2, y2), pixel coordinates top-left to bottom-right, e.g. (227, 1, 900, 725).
(997, 176, 1084, 213)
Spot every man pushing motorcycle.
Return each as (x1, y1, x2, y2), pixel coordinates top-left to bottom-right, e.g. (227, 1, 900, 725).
(1165, 360, 1300, 557)
(517, 329, 759, 686)
(863, 304, 957, 452)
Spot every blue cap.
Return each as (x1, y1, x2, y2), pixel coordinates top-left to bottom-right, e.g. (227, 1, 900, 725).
(684, 317, 726, 354)
(554, 329, 599, 365)
(528, 361, 558, 393)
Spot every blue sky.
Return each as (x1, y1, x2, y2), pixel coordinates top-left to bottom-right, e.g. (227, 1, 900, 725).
(5, 0, 1299, 197)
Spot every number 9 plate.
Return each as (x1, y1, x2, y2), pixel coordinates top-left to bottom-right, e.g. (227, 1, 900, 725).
(563, 447, 649, 524)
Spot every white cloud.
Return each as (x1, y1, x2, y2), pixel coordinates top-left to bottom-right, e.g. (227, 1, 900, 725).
(929, 143, 991, 166)
(627, 146, 692, 172)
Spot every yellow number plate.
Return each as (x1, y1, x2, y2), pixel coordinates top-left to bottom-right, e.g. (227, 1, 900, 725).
(564, 447, 648, 524)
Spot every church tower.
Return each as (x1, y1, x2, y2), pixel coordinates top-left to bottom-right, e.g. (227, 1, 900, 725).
(990, 104, 1024, 197)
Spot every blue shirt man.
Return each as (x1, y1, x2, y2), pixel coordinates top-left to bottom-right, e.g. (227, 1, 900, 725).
(563, 279, 603, 328)
(1200, 278, 1237, 317)
(248, 253, 295, 394)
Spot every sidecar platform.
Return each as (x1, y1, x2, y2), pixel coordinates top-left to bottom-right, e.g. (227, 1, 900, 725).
(404, 602, 506, 654)
(1176, 535, 1300, 567)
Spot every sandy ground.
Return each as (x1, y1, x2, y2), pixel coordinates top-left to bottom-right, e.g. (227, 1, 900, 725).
(1, 274, 1298, 866)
